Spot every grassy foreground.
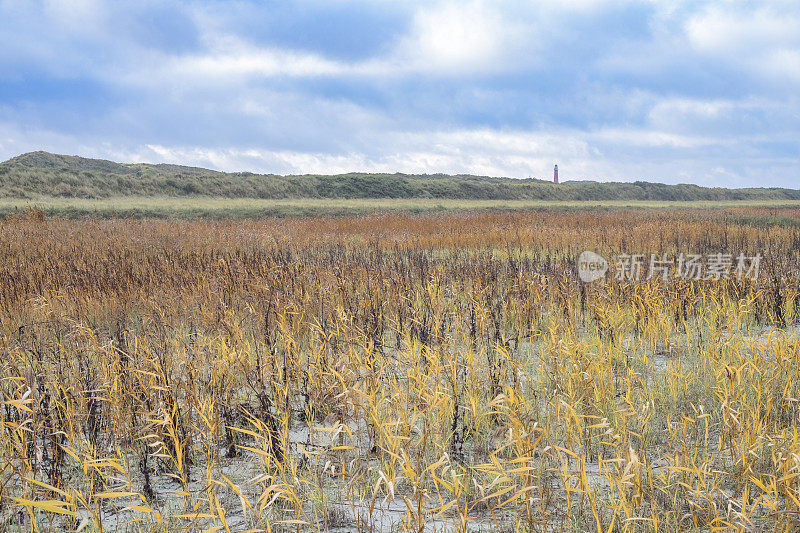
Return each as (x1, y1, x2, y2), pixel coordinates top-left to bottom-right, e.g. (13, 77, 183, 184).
(1, 209, 800, 531)
(3, 196, 800, 218)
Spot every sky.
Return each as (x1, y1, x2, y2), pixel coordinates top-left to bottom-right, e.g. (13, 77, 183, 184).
(0, 0, 798, 186)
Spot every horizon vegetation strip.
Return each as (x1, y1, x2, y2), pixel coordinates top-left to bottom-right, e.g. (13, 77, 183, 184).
(2, 196, 800, 219)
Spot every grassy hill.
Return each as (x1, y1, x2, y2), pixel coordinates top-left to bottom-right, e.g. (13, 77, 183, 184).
(2, 151, 799, 202)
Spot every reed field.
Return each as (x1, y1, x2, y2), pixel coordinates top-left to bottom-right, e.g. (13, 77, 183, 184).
(2, 207, 800, 532)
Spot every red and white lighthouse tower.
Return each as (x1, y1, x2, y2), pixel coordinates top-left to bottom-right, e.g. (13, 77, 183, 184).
(554, 164, 558, 184)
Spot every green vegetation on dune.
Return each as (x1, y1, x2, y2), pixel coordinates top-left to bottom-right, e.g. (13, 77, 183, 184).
(2, 151, 799, 202)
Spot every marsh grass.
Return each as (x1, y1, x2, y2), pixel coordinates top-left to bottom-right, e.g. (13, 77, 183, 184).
(0, 208, 799, 531)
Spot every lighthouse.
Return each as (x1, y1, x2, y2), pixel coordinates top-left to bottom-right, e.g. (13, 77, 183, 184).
(554, 164, 558, 184)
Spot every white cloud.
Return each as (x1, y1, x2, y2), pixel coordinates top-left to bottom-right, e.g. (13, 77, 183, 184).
(43, 0, 106, 30)
(592, 127, 721, 149)
(685, 5, 800, 82)
(169, 39, 351, 79)
(395, 1, 527, 74)
(761, 48, 800, 83)
(644, 96, 795, 136)
(685, 6, 800, 55)
(115, 1, 534, 86)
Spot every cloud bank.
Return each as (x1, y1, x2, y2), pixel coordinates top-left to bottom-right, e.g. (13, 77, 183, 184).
(0, 0, 798, 186)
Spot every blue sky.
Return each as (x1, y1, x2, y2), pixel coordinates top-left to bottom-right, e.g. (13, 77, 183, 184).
(0, 0, 798, 186)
